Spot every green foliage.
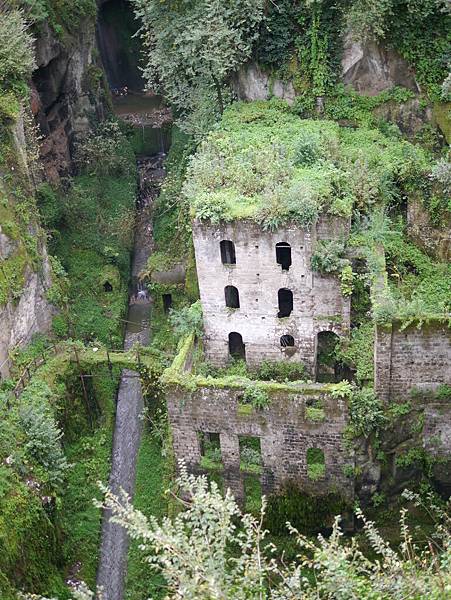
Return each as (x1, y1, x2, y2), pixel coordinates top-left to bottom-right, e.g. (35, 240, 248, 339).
(49, 128, 136, 345)
(311, 239, 348, 274)
(16, 0, 97, 33)
(132, 0, 264, 135)
(75, 120, 133, 177)
(18, 382, 69, 489)
(36, 183, 63, 232)
(124, 433, 167, 600)
(383, 232, 450, 323)
(306, 447, 326, 481)
(0, 91, 21, 124)
(169, 300, 203, 338)
(185, 101, 431, 229)
(339, 264, 354, 296)
(265, 482, 347, 535)
(256, 0, 343, 99)
(254, 359, 308, 383)
(305, 406, 326, 422)
(337, 321, 375, 385)
(0, 7, 36, 91)
(348, 387, 386, 437)
(435, 383, 451, 401)
(242, 385, 270, 411)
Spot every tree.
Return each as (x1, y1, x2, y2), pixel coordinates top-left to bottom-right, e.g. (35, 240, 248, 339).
(132, 0, 264, 135)
(0, 3, 36, 89)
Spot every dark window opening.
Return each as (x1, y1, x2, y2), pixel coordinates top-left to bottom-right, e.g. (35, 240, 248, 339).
(276, 242, 291, 271)
(280, 334, 295, 347)
(198, 432, 222, 469)
(162, 293, 172, 313)
(315, 331, 346, 383)
(277, 288, 293, 318)
(239, 436, 262, 474)
(306, 447, 325, 480)
(225, 285, 240, 308)
(220, 240, 236, 265)
(103, 281, 113, 293)
(228, 332, 245, 360)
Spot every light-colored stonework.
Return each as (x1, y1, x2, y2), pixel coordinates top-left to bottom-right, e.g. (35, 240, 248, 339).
(193, 217, 350, 372)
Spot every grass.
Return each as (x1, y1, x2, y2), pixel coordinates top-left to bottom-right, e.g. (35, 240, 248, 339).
(124, 432, 167, 600)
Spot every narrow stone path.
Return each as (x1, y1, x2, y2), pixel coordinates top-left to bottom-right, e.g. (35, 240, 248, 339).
(96, 155, 164, 600)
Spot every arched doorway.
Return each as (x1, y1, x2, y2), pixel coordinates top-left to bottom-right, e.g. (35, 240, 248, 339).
(315, 331, 342, 383)
(228, 332, 245, 360)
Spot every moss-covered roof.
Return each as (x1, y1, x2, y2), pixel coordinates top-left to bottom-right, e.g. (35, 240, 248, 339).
(184, 100, 430, 230)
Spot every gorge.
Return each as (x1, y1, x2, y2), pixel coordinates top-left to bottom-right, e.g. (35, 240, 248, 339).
(0, 1, 450, 599)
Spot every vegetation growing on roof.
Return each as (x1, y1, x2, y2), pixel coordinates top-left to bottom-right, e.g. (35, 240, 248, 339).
(184, 100, 430, 230)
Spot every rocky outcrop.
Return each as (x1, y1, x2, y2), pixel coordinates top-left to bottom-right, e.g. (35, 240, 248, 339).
(407, 197, 450, 261)
(31, 20, 107, 183)
(232, 63, 296, 104)
(0, 116, 54, 379)
(341, 32, 419, 96)
(0, 251, 53, 379)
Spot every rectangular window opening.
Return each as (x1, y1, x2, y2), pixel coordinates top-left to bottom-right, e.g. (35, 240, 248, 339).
(239, 436, 262, 475)
(199, 432, 222, 470)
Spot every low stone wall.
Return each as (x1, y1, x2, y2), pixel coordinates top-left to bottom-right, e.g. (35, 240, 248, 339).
(375, 321, 451, 402)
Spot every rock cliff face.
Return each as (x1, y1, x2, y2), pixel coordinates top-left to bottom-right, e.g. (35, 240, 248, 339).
(0, 16, 107, 376)
(0, 116, 53, 378)
(31, 19, 107, 183)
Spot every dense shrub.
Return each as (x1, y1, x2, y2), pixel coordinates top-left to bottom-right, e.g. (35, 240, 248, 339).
(311, 239, 348, 274)
(242, 385, 270, 410)
(0, 6, 35, 89)
(184, 101, 430, 230)
(348, 387, 386, 437)
(254, 359, 307, 382)
(169, 301, 203, 338)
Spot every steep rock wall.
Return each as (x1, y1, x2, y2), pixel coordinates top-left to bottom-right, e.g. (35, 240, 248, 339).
(1, 14, 108, 375)
(0, 115, 53, 378)
(31, 19, 107, 183)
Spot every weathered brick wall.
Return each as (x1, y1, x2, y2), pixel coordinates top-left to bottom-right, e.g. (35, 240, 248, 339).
(167, 383, 354, 504)
(424, 403, 451, 457)
(375, 322, 451, 401)
(192, 217, 350, 372)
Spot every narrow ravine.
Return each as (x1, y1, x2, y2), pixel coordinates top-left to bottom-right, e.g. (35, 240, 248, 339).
(96, 150, 166, 600)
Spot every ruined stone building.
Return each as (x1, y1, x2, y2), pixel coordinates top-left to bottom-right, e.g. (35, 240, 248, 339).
(165, 214, 354, 504)
(193, 216, 350, 374)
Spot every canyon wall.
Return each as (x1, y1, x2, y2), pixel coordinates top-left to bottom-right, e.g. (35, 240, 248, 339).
(0, 14, 107, 377)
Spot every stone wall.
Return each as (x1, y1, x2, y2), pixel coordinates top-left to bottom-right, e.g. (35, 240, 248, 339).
(192, 218, 350, 372)
(167, 377, 354, 504)
(374, 322, 451, 402)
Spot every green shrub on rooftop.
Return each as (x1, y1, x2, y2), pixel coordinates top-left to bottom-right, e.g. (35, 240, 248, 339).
(184, 100, 431, 229)
(254, 360, 308, 383)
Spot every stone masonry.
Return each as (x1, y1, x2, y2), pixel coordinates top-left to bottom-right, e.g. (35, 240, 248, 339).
(375, 321, 451, 402)
(192, 216, 350, 373)
(167, 376, 354, 504)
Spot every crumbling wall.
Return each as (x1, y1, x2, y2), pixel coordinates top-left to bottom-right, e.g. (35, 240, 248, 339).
(167, 381, 353, 504)
(375, 322, 451, 402)
(192, 217, 350, 372)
